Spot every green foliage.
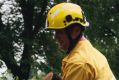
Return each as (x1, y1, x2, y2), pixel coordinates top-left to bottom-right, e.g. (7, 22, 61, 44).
(32, 30, 65, 76)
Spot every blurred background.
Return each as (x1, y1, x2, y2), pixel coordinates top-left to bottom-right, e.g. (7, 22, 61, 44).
(0, 0, 119, 80)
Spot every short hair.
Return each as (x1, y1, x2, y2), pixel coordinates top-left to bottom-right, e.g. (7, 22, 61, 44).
(65, 23, 85, 33)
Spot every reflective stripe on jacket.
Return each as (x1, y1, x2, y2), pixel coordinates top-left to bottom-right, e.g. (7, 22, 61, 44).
(62, 39, 116, 80)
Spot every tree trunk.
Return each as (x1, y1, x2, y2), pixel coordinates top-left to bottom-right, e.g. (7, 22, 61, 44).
(18, 0, 34, 79)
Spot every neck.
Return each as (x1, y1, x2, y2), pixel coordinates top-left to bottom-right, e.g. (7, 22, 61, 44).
(67, 34, 85, 54)
(79, 35, 86, 41)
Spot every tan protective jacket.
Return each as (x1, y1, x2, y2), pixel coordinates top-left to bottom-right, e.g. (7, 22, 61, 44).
(62, 39, 116, 80)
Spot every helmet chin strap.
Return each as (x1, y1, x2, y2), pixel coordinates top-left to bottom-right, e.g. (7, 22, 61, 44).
(64, 28, 83, 54)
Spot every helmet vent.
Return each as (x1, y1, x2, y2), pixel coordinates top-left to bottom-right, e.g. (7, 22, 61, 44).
(74, 17, 79, 21)
(65, 15, 73, 22)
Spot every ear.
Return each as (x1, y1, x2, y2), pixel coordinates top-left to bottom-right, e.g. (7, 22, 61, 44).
(71, 26, 81, 39)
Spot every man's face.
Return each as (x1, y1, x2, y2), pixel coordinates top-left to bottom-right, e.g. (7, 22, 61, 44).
(55, 29, 70, 50)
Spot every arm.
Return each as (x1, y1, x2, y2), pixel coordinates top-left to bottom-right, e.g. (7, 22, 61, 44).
(62, 63, 95, 80)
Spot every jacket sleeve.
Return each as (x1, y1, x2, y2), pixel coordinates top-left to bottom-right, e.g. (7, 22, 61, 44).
(63, 63, 96, 80)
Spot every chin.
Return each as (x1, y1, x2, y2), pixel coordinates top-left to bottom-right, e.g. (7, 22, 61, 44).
(60, 43, 69, 50)
(61, 45, 68, 50)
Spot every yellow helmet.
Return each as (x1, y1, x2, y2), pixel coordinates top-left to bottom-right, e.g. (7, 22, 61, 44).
(46, 3, 89, 29)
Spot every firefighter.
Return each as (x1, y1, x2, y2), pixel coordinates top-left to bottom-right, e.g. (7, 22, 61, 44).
(44, 3, 116, 80)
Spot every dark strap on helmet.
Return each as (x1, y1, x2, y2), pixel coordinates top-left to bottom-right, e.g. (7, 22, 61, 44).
(64, 24, 85, 54)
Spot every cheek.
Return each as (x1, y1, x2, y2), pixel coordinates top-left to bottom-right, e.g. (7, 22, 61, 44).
(55, 32, 70, 49)
(60, 35, 70, 49)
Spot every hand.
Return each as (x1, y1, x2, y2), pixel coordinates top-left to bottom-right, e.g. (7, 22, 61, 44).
(43, 72, 53, 80)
